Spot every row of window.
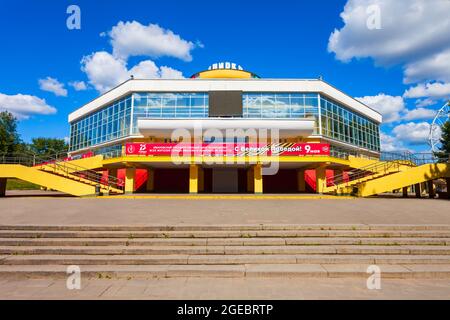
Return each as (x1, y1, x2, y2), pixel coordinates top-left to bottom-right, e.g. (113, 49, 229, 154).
(320, 97, 380, 151)
(69, 92, 381, 153)
(132, 93, 209, 134)
(69, 96, 132, 151)
(243, 93, 320, 134)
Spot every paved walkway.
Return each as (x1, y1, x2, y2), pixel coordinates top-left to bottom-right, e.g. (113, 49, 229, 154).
(1, 191, 449, 225)
(1, 277, 450, 299)
(2, 191, 450, 300)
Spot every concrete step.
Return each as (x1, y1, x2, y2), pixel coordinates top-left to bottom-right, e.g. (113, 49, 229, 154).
(1, 224, 450, 231)
(0, 237, 448, 247)
(1, 245, 450, 255)
(1, 264, 450, 279)
(2, 230, 450, 239)
(3, 254, 450, 265)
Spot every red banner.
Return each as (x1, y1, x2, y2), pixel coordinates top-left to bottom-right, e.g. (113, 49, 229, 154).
(125, 143, 330, 157)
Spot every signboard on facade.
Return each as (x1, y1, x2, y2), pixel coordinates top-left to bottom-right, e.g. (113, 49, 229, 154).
(125, 143, 330, 157)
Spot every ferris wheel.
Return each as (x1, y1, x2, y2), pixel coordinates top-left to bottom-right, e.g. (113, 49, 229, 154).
(429, 100, 450, 152)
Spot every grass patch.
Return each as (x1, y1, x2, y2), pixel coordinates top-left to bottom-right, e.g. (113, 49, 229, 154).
(6, 179, 40, 190)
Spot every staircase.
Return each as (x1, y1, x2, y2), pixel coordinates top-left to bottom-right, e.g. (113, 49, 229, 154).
(0, 153, 123, 196)
(1, 224, 450, 279)
(325, 153, 450, 197)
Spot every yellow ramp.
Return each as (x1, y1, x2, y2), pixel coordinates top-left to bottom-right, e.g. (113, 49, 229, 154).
(36, 155, 104, 172)
(64, 155, 104, 171)
(0, 164, 97, 197)
(347, 155, 380, 169)
(357, 163, 450, 197)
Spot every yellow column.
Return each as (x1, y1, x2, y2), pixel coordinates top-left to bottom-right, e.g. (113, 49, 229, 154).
(316, 166, 326, 194)
(146, 168, 154, 192)
(253, 164, 263, 194)
(125, 167, 136, 194)
(198, 167, 204, 192)
(297, 169, 305, 192)
(247, 167, 254, 193)
(189, 164, 198, 194)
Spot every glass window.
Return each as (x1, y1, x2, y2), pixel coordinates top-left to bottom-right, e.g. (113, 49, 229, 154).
(317, 95, 380, 152)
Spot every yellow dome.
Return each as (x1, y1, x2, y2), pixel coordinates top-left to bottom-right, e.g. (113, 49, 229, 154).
(191, 62, 260, 79)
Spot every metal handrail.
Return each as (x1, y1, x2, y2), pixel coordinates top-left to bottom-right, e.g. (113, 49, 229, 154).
(0, 153, 124, 191)
(327, 159, 404, 188)
(326, 152, 450, 190)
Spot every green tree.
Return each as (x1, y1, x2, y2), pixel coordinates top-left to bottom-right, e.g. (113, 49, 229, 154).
(439, 120, 450, 155)
(28, 137, 68, 159)
(0, 111, 22, 155)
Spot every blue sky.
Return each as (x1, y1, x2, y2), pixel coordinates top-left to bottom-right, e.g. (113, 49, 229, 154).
(0, 0, 449, 151)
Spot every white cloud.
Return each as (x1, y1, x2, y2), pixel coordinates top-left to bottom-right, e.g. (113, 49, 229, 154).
(404, 47, 450, 84)
(81, 51, 129, 93)
(403, 82, 450, 99)
(81, 51, 185, 93)
(356, 93, 405, 122)
(69, 81, 88, 91)
(108, 21, 196, 61)
(402, 107, 435, 121)
(392, 121, 430, 145)
(380, 132, 405, 152)
(0, 93, 57, 119)
(357, 93, 438, 123)
(159, 66, 184, 79)
(328, 0, 450, 83)
(128, 60, 184, 80)
(38, 77, 68, 97)
(415, 98, 435, 108)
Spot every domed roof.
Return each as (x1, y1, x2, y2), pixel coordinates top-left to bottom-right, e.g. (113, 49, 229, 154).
(191, 62, 260, 79)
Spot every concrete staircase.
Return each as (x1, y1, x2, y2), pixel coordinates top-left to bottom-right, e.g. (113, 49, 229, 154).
(1, 224, 450, 279)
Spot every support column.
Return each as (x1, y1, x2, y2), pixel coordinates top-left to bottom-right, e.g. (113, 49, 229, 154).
(415, 183, 421, 198)
(247, 167, 254, 193)
(316, 166, 327, 194)
(124, 167, 136, 194)
(189, 164, 198, 194)
(253, 164, 263, 194)
(297, 169, 305, 192)
(146, 168, 154, 192)
(198, 167, 204, 193)
(0, 178, 7, 197)
(402, 187, 408, 198)
(428, 180, 435, 199)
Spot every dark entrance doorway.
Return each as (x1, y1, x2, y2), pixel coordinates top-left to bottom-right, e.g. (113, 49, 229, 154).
(153, 168, 189, 193)
(202, 168, 248, 193)
(263, 169, 298, 193)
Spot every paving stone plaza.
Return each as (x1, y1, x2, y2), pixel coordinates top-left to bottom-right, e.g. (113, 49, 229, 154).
(1, 194, 450, 299)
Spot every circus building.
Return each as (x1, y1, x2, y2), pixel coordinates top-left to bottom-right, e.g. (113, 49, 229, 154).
(67, 62, 382, 194)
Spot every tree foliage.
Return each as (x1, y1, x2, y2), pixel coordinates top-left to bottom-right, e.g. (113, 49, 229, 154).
(28, 137, 68, 158)
(439, 120, 450, 155)
(0, 111, 22, 154)
(1, 111, 68, 159)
